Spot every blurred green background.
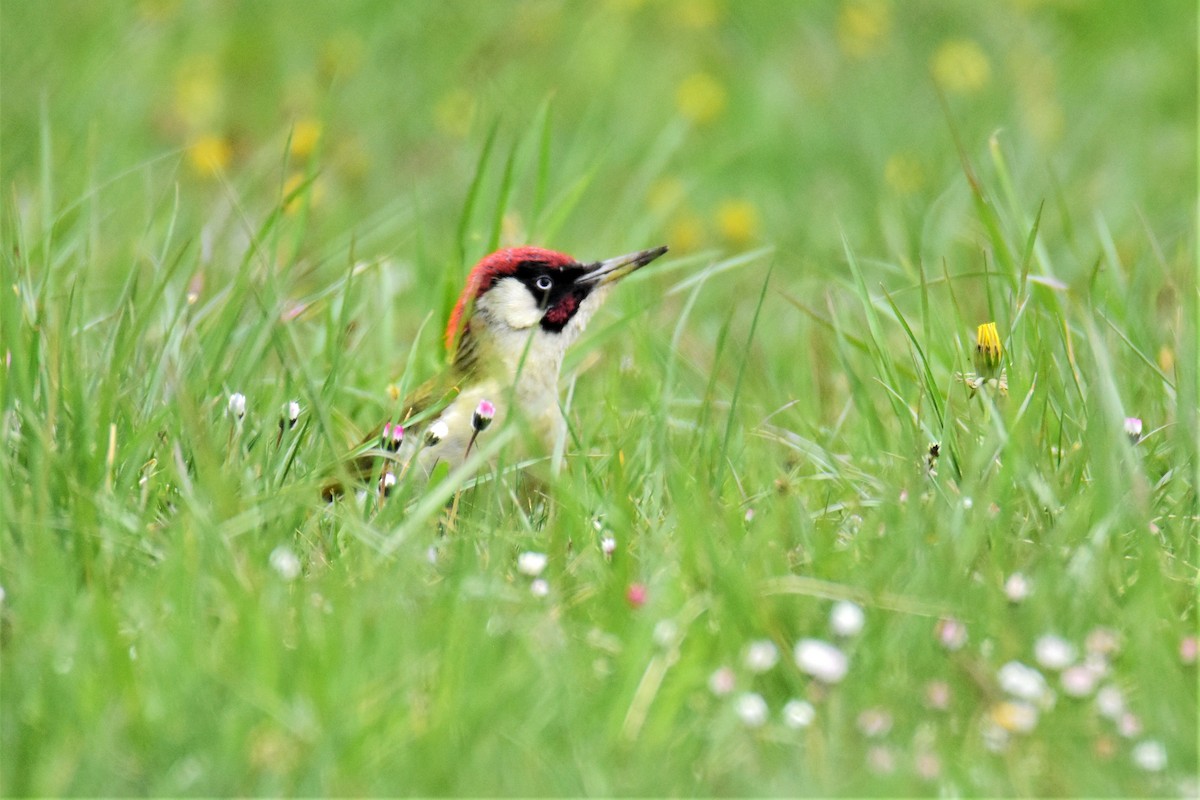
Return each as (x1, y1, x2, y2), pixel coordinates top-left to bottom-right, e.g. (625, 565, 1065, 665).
(3, 0, 1194, 275)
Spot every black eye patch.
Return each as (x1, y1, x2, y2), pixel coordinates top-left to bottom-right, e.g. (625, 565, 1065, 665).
(511, 261, 591, 332)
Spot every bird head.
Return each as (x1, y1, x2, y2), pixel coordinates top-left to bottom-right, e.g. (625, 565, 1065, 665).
(445, 245, 669, 363)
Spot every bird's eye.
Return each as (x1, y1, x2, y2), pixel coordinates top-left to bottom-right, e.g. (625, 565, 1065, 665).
(534, 275, 553, 292)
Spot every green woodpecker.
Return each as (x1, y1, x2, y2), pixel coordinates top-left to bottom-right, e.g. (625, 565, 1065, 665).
(326, 244, 669, 498)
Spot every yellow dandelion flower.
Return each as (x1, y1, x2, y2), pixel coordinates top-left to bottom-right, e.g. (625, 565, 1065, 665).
(974, 322, 1003, 379)
(716, 199, 760, 246)
(676, 72, 727, 125)
(187, 134, 232, 177)
(837, 0, 891, 59)
(289, 119, 322, 160)
(931, 39, 991, 94)
(668, 212, 706, 254)
(434, 89, 476, 139)
(884, 153, 924, 195)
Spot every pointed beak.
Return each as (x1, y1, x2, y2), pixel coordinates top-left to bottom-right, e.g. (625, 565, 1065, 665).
(576, 245, 669, 287)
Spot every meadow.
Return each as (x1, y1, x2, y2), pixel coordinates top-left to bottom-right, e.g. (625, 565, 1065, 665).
(1, 1, 1196, 795)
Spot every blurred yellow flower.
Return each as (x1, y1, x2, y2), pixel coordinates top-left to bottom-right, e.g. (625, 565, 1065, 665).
(837, 0, 891, 59)
(716, 199, 760, 246)
(676, 72, 727, 125)
(173, 57, 222, 130)
(435, 89, 476, 139)
(282, 172, 325, 215)
(675, 0, 721, 29)
(668, 212, 706, 254)
(931, 39, 991, 94)
(290, 119, 322, 159)
(884, 153, 924, 195)
(187, 134, 231, 177)
(1157, 345, 1174, 374)
(647, 177, 685, 215)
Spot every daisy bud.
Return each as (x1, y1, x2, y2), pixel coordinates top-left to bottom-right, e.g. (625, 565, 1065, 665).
(380, 471, 397, 497)
(1124, 417, 1143, 443)
(227, 392, 247, 419)
(425, 419, 448, 448)
(974, 322, 1004, 380)
(472, 399, 495, 433)
(281, 400, 300, 430)
(380, 422, 404, 452)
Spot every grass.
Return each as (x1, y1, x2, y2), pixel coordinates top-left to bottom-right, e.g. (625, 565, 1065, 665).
(2, 2, 1197, 796)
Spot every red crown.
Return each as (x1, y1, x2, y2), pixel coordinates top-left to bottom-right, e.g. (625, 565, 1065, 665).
(445, 247, 576, 351)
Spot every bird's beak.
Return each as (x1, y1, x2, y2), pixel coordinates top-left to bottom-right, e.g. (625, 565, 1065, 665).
(576, 245, 669, 287)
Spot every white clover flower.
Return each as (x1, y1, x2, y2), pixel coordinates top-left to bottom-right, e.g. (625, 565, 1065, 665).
(227, 392, 247, 419)
(794, 638, 849, 684)
(743, 639, 779, 673)
(600, 536, 616, 557)
(830, 600, 865, 637)
(1034, 634, 1077, 671)
(1132, 740, 1167, 772)
(734, 692, 769, 728)
(997, 661, 1051, 703)
(1004, 572, 1031, 603)
(708, 666, 735, 696)
(782, 699, 815, 729)
(269, 545, 301, 581)
(530, 578, 549, 598)
(517, 551, 548, 577)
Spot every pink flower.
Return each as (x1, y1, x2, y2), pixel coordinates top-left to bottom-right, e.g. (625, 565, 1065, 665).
(626, 583, 647, 609)
(472, 399, 496, 432)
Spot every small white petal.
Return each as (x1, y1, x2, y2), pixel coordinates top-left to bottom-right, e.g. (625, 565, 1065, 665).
(734, 692, 769, 728)
(1132, 740, 1167, 772)
(782, 699, 816, 728)
(426, 419, 449, 445)
(269, 545, 301, 581)
(530, 578, 549, 598)
(743, 639, 779, 673)
(1034, 634, 1077, 671)
(517, 551, 548, 577)
(997, 661, 1051, 703)
(1004, 572, 1031, 603)
(1060, 665, 1098, 697)
(227, 392, 246, 418)
(600, 536, 616, 556)
(830, 600, 865, 637)
(1095, 685, 1125, 720)
(794, 638, 849, 684)
(708, 666, 735, 696)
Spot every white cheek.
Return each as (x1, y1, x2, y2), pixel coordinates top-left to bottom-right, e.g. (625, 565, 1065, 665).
(476, 278, 543, 330)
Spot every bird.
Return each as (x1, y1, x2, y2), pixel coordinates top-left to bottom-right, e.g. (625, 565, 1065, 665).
(324, 244, 669, 499)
